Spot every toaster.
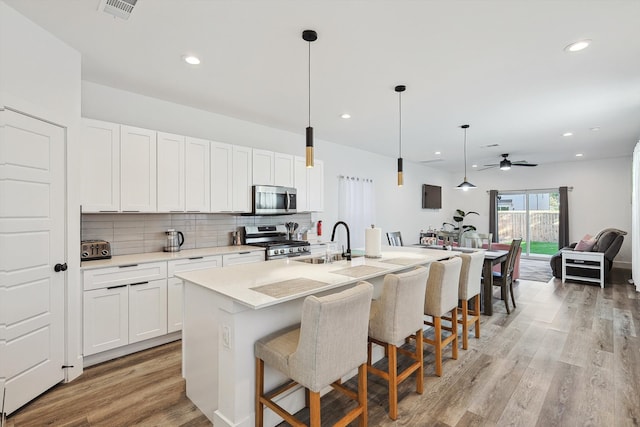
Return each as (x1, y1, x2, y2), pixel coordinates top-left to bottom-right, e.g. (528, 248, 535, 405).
(81, 240, 112, 261)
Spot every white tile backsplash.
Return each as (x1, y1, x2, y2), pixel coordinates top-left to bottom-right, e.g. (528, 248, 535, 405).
(81, 212, 312, 256)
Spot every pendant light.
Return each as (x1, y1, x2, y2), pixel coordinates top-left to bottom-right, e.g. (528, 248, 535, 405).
(302, 29, 317, 168)
(456, 124, 476, 191)
(395, 85, 406, 186)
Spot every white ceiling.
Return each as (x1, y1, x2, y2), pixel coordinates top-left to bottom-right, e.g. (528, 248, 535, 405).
(6, 0, 640, 173)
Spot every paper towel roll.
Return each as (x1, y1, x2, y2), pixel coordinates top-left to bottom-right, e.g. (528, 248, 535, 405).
(365, 227, 382, 258)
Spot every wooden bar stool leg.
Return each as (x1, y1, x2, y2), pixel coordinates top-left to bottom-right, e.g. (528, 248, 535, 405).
(451, 307, 458, 360)
(434, 316, 443, 377)
(309, 391, 321, 427)
(255, 358, 264, 427)
(388, 343, 398, 420)
(358, 363, 368, 427)
(461, 299, 469, 350)
(416, 329, 424, 394)
(474, 295, 481, 338)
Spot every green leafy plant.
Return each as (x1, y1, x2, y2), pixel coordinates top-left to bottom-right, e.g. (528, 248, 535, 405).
(443, 209, 479, 234)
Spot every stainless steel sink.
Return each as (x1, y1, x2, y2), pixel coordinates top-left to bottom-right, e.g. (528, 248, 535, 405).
(295, 254, 360, 264)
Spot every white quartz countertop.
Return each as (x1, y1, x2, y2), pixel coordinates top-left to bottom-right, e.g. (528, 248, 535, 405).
(80, 245, 264, 270)
(176, 246, 455, 309)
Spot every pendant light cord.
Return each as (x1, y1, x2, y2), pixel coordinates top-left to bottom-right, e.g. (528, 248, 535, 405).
(398, 91, 402, 158)
(308, 41, 311, 127)
(463, 127, 467, 177)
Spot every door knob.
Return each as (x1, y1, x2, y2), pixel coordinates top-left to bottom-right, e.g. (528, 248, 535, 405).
(54, 263, 68, 272)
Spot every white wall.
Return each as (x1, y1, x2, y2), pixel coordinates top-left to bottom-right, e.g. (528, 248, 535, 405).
(82, 81, 455, 247)
(450, 157, 633, 266)
(82, 82, 634, 267)
(0, 0, 83, 379)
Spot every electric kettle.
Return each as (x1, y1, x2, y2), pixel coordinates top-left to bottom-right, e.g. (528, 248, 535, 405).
(164, 229, 185, 252)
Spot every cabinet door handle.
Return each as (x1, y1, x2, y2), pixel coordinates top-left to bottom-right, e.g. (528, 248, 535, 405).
(99, 210, 119, 213)
(119, 264, 139, 268)
(188, 256, 204, 260)
(122, 210, 140, 213)
(237, 251, 250, 255)
(107, 284, 127, 290)
(130, 281, 149, 286)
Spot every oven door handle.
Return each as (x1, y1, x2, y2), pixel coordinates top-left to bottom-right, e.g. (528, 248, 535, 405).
(285, 190, 290, 212)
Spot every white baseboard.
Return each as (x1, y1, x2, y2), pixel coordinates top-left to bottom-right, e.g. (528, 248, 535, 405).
(83, 332, 181, 368)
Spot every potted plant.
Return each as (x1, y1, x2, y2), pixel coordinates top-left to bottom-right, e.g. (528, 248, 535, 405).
(443, 209, 479, 241)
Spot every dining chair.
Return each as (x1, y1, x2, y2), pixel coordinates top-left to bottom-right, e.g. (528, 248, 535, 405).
(255, 282, 374, 427)
(457, 251, 484, 349)
(423, 256, 462, 376)
(460, 231, 493, 250)
(492, 238, 522, 314)
(367, 266, 430, 420)
(386, 231, 403, 246)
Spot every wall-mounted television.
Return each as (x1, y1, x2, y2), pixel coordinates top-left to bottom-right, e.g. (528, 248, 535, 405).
(422, 184, 442, 209)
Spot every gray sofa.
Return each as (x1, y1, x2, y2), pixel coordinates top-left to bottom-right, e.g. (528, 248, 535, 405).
(550, 228, 626, 281)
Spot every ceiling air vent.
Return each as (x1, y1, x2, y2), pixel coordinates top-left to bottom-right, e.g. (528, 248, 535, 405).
(419, 158, 444, 164)
(99, 0, 137, 20)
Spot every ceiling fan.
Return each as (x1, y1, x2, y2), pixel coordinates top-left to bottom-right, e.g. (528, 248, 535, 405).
(481, 153, 538, 171)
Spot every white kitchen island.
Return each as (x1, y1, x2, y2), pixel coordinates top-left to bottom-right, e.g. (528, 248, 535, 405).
(176, 246, 452, 427)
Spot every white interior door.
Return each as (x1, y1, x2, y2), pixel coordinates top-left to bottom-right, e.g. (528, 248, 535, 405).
(0, 109, 65, 415)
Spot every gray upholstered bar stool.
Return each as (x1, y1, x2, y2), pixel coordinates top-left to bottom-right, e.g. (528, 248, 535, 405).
(457, 251, 484, 350)
(255, 282, 374, 427)
(423, 256, 462, 376)
(367, 266, 430, 420)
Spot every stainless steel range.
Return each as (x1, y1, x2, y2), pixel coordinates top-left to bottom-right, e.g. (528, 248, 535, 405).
(244, 225, 310, 260)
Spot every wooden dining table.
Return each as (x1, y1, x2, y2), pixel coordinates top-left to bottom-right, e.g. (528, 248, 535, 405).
(415, 245, 508, 316)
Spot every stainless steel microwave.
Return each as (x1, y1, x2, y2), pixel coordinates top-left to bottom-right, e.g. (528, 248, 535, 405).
(252, 185, 297, 215)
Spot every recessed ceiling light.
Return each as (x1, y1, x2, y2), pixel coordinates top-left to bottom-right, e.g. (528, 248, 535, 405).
(471, 164, 478, 168)
(183, 55, 201, 65)
(564, 39, 591, 52)
(340, 113, 351, 119)
(563, 132, 573, 137)
(590, 127, 601, 132)
(576, 153, 584, 157)
(434, 151, 441, 155)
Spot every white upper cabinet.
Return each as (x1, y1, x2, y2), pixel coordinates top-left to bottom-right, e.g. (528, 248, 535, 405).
(120, 125, 157, 212)
(233, 145, 253, 212)
(81, 119, 120, 212)
(294, 156, 324, 212)
(157, 132, 185, 212)
(185, 137, 210, 212)
(252, 149, 274, 185)
(274, 153, 294, 187)
(211, 141, 233, 212)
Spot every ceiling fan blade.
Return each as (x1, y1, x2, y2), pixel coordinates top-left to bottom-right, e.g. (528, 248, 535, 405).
(483, 163, 499, 167)
(477, 165, 498, 171)
(512, 163, 538, 167)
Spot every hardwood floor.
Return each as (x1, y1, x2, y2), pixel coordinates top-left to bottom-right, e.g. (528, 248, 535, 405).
(6, 269, 638, 427)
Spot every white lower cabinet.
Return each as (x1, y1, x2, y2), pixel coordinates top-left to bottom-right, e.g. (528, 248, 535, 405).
(222, 250, 265, 266)
(129, 279, 168, 343)
(167, 255, 223, 333)
(82, 251, 263, 361)
(83, 285, 129, 356)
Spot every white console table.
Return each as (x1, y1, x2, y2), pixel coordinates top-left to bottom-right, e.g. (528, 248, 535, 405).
(561, 250, 605, 288)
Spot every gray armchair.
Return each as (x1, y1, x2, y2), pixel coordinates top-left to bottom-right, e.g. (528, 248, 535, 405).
(550, 228, 626, 281)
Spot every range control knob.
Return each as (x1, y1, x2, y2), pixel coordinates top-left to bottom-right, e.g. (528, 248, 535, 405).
(82, 251, 89, 258)
(101, 249, 109, 256)
(279, 249, 285, 254)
